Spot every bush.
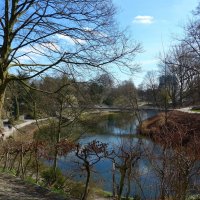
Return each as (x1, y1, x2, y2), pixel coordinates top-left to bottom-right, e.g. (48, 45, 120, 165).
(41, 167, 65, 189)
(187, 195, 200, 200)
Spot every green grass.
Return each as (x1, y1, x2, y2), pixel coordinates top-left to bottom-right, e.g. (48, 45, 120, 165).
(191, 109, 200, 113)
(51, 187, 67, 197)
(0, 167, 17, 176)
(93, 188, 112, 198)
(25, 176, 38, 184)
(80, 111, 117, 121)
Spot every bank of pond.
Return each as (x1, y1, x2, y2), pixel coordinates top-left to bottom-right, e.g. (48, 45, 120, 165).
(43, 110, 200, 200)
(1, 110, 200, 200)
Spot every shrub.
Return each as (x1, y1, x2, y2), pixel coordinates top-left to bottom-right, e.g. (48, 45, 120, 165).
(187, 195, 200, 200)
(41, 167, 65, 189)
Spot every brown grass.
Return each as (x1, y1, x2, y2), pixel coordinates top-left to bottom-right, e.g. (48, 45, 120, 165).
(139, 111, 200, 156)
(13, 124, 39, 142)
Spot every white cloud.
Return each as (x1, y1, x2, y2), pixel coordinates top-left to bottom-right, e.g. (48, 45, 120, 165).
(42, 43, 60, 52)
(56, 34, 86, 45)
(19, 42, 60, 54)
(133, 15, 154, 24)
(16, 42, 61, 63)
(84, 27, 93, 32)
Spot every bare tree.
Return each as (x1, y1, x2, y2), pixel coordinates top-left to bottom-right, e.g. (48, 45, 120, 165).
(144, 112, 200, 200)
(110, 137, 141, 200)
(160, 43, 198, 107)
(0, 0, 141, 126)
(143, 70, 159, 106)
(75, 140, 107, 200)
(175, 4, 200, 104)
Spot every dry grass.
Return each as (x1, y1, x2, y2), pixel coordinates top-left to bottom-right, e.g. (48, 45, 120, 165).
(13, 121, 49, 142)
(139, 111, 200, 154)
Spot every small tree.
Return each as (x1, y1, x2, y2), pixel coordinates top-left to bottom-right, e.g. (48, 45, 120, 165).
(110, 138, 141, 200)
(75, 140, 107, 200)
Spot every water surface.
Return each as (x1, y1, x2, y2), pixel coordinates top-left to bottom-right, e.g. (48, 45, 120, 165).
(56, 110, 161, 199)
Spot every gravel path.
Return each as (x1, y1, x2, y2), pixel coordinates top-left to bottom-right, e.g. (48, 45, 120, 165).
(0, 173, 110, 200)
(2, 118, 49, 139)
(0, 173, 67, 200)
(176, 107, 200, 114)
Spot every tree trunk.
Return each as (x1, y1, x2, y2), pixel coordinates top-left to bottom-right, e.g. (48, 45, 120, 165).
(53, 101, 63, 181)
(20, 144, 25, 179)
(3, 150, 9, 170)
(82, 164, 90, 200)
(125, 161, 132, 200)
(35, 145, 39, 183)
(118, 167, 127, 200)
(179, 85, 183, 107)
(9, 152, 19, 171)
(0, 87, 6, 128)
(14, 96, 19, 121)
(112, 161, 116, 198)
(53, 149, 58, 182)
(24, 151, 33, 177)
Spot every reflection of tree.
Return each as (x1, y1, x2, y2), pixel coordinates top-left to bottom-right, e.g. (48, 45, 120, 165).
(81, 113, 138, 136)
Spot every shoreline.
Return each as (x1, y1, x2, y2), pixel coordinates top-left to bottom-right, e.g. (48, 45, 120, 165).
(138, 110, 200, 150)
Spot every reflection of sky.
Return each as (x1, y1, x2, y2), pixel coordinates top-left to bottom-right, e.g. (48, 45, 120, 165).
(112, 123, 136, 135)
(83, 110, 158, 136)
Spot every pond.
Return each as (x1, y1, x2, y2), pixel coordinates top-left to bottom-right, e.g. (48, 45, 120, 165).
(45, 110, 200, 200)
(54, 110, 164, 199)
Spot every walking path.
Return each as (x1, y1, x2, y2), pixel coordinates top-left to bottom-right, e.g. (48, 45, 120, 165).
(2, 118, 49, 139)
(0, 173, 66, 200)
(176, 107, 200, 114)
(0, 172, 109, 200)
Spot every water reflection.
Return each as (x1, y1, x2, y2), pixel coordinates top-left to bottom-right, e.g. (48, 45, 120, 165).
(80, 110, 158, 137)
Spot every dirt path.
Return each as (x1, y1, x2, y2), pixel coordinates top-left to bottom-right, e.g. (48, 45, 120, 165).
(0, 172, 110, 200)
(2, 118, 49, 139)
(0, 173, 67, 200)
(176, 106, 200, 113)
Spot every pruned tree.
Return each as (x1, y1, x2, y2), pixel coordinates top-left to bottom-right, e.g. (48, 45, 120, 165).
(0, 0, 141, 126)
(109, 137, 141, 200)
(75, 140, 107, 200)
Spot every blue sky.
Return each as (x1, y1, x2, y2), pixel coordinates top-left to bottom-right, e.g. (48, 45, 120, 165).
(112, 0, 199, 85)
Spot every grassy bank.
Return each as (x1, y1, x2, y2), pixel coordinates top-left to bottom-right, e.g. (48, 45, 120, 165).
(2, 114, 115, 200)
(138, 110, 200, 149)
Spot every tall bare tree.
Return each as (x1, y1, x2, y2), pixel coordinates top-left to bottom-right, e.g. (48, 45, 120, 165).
(0, 0, 141, 126)
(143, 70, 159, 106)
